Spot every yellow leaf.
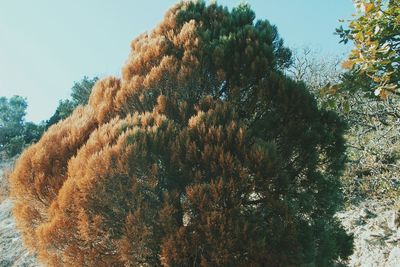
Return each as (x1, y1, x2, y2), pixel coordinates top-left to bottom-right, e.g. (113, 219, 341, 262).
(364, 3, 374, 13)
(342, 60, 355, 69)
(380, 89, 388, 100)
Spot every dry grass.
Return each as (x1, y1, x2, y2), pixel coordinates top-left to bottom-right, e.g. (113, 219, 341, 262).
(0, 160, 13, 202)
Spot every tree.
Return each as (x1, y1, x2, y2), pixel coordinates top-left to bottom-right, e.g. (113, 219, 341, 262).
(334, 0, 400, 201)
(23, 121, 46, 144)
(287, 47, 346, 110)
(46, 76, 98, 127)
(337, 0, 400, 97)
(71, 76, 99, 106)
(10, 2, 352, 266)
(46, 99, 75, 127)
(0, 96, 27, 157)
(0, 96, 45, 158)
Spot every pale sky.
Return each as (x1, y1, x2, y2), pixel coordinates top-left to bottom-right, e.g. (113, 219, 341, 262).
(0, 0, 354, 123)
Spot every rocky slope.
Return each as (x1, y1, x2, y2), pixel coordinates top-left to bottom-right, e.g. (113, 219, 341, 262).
(0, 199, 39, 267)
(0, 159, 39, 267)
(337, 199, 400, 267)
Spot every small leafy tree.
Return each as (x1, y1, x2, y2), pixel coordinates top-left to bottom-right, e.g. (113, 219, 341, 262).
(337, 0, 400, 97)
(10, 2, 352, 266)
(334, 0, 400, 201)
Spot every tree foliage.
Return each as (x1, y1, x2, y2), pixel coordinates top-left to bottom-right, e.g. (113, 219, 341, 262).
(337, 0, 400, 97)
(0, 96, 27, 155)
(70, 76, 99, 106)
(46, 76, 98, 127)
(335, 0, 400, 200)
(10, 2, 352, 266)
(0, 96, 44, 158)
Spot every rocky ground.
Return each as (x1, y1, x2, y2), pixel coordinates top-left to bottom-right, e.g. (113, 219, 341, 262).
(0, 199, 39, 267)
(0, 159, 39, 267)
(337, 199, 400, 267)
(0, 159, 399, 266)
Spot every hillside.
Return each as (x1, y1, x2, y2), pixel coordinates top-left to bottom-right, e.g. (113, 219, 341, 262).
(0, 159, 39, 267)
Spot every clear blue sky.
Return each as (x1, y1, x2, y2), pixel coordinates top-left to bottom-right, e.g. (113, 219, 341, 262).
(0, 0, 354, 123)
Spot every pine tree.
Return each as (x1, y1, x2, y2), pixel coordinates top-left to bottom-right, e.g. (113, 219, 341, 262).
(10, 2, 352, 266)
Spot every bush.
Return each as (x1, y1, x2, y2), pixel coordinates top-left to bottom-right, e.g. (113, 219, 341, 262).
(0, 166, 11, 202)
(10, 2, 352, 266)
(4, 136, 25, 158)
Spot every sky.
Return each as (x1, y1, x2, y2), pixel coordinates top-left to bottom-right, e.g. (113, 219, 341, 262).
(0, 0, 354, 123)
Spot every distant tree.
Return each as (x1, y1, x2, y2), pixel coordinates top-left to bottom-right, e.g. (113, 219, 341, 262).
(46, 99, 75, 127)
(0, 96, 45, 158)
(287, 47, 346, 111)
(10, 2, 352, 266)
(0, 96, 27, 157)
(71, 76, 99, 106)
(23, 121, 46, 144)
(337, 0, 400, 97)
(46, 76, 98, 127)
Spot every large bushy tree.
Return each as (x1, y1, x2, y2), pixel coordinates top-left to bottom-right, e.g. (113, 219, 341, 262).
(10, 2, 352, 266)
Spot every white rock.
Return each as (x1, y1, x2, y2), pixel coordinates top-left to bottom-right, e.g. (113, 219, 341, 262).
(385, 247, 400, 267)
(0, 159, 40, 267)
(387, 210, 400, 230)
(338, 199, 400, 267)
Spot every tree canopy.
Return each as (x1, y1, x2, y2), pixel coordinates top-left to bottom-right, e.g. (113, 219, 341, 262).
(10, 2, 352, 266)
(337, 0, 400, 97)
(0, 96, 27, 157)
(0, 96, 45, 158)
(46, 76, 98, 127)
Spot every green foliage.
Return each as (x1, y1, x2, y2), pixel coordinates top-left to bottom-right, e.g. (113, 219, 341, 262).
(71, 76, 99, 106)
(337, 0, 400, 97)
(5, 136, 25, 158)
(0, 96, 45, 158)
(0, 96, 27, 129)
(0, 96, 27, 158)
(22, 121, 46, 144)
(335, 0, 400, 200)
(46, 76, 98, 128)
(46, 99, 75, 127)
(287, 47, 345, 110)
